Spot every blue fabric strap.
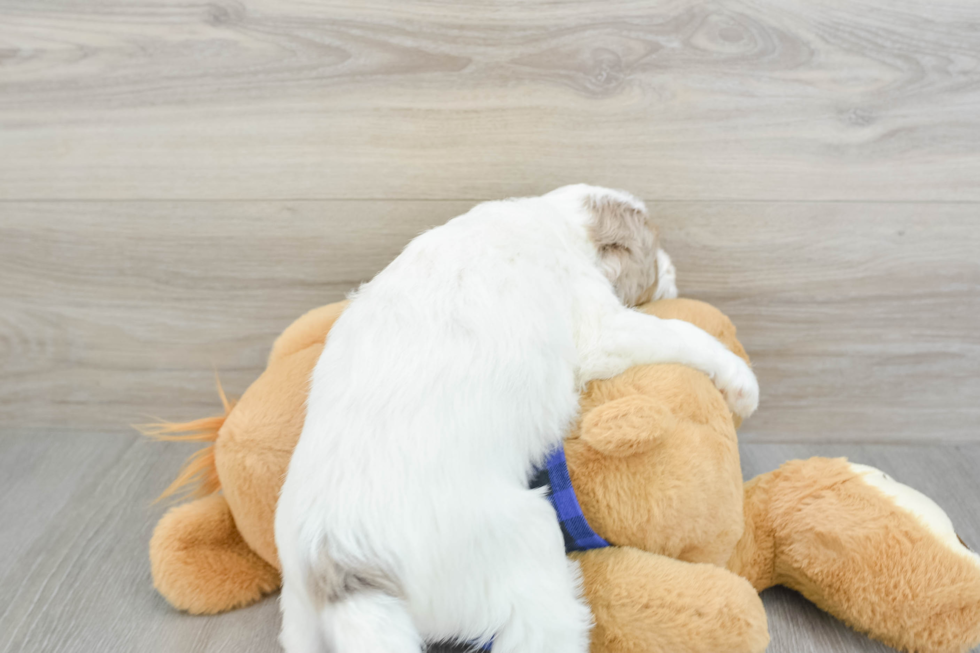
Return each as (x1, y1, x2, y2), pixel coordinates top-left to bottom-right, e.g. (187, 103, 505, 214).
(530, 446, 610, 553)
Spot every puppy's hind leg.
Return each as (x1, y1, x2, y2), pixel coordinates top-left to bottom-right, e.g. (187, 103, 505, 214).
(279, 580, 327, 653)
(281, 577, 422, 653)
(326, 591, 422, 653)
(482, 497, 593, 653)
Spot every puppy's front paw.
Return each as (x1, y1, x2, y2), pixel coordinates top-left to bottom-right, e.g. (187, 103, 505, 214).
(718, 356, 759, 419)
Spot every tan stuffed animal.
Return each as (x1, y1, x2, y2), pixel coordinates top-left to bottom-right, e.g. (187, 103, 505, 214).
(148, 299, 980, 653)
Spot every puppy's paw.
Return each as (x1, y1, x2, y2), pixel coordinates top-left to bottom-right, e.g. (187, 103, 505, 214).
(717, 356, 759, 419)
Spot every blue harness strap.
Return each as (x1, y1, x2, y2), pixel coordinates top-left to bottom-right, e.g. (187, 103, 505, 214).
(529, 446, 611, 553)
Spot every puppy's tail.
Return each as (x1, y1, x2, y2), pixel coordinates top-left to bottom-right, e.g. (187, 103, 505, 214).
(304, 555, 422, 653)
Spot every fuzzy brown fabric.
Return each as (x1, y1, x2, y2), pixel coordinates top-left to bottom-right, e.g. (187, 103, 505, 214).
(150, 493, 280, 614)
(148, 298, 980, 653)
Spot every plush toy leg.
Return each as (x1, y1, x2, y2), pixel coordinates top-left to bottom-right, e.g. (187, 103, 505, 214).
(150, 493, 281, 614)
(574, 547, 769, 653)
(729, 457, 980, 653)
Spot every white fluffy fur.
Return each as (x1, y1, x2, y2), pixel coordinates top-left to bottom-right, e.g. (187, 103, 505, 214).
(275, 184, 759, 653)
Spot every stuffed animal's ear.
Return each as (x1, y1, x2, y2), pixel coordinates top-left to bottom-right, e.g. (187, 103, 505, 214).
(579, 395, 674, 457)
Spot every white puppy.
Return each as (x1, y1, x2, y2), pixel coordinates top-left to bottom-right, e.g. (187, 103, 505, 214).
(275, 184, 758, 653)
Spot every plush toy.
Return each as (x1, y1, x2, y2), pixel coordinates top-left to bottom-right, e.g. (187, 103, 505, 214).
(147, 299, 980, 653)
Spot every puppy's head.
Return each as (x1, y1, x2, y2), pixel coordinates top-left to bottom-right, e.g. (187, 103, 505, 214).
(548, 185, 677, 306)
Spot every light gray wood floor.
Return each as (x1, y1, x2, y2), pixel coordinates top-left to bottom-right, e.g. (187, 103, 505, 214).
(1, 430, 978, 653)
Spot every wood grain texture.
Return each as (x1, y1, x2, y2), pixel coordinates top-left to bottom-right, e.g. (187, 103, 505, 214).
(2, 1, 978, 649)
(1, 432, 978, 653)
(2, 0, 980, 200)
(3, 200, 978, 442)
(0, 200, 465, 433)
(656, 202, 980, 443)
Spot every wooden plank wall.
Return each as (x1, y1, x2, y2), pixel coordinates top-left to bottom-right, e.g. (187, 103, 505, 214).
(1, 0, 978, 442)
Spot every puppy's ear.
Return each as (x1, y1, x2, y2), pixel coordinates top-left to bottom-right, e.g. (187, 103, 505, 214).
(579, 395, 673, 457)
(585, 194, 659, 305)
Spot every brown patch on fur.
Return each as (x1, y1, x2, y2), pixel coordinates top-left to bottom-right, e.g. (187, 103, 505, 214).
(584, 194, 660, 306)
(958, 533, 973, 552)
(138, 375, 234, 503)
